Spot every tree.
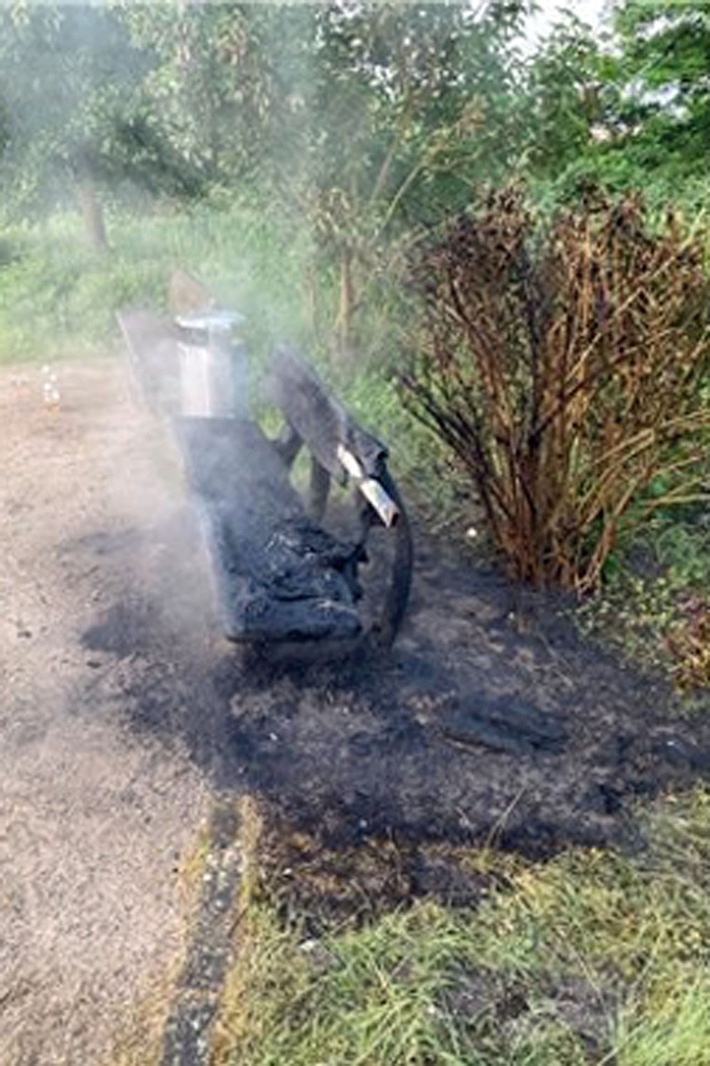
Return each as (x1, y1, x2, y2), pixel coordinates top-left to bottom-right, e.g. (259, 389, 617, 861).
(119, 2, 276, 183)
(284, 1, 528, 359)
(520, 1, 710, 203)
(522, 13, 607, 182)
(0, 7, 128, 244)
(0, 4, 204, 244)
(121, 1, 529, 360)
(612, 0, 710, 181)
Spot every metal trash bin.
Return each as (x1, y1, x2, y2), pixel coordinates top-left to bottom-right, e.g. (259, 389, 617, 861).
(175, 309, 248, 419)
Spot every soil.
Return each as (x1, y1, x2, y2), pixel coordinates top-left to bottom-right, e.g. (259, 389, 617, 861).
(2, 356, 710, 1064)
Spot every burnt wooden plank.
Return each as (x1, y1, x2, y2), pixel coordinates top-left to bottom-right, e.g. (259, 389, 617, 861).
(266, 346, 388, 480)
(440, 698, 568, 756)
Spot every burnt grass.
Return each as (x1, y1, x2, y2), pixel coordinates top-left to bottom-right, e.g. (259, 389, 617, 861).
(77, 508, 710, 923)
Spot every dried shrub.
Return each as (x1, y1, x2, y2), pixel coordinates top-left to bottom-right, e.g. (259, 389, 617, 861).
(403, 188, 710, 590)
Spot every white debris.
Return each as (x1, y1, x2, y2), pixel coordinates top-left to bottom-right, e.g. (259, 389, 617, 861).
(41, 364, 61, 411)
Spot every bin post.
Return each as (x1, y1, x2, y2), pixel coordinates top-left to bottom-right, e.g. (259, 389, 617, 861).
(175, 309, 247, 419)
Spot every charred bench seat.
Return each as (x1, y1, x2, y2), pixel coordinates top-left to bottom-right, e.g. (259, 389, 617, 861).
(118, 307, 365, 650)
(176, 416, 363, 646)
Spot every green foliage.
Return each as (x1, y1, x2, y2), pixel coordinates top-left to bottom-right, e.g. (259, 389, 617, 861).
(521, 1, 710, 207)
(523, 13, 608, 182)
(119, 2, 279, 184)
(1, 1, 707, 242)
(0, 7, 156, 211)
(403, 188, 710, 591)
(613, 1, 710, 178)
(0, 3, 533, 351)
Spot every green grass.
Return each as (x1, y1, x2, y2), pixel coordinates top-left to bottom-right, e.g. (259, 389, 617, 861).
(0, 199, 327, 366)
(579, 508, 710, 696)
(212, 788, 710, 1066)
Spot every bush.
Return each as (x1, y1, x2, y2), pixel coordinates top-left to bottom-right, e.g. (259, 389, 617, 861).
(402, 188, 710, 591)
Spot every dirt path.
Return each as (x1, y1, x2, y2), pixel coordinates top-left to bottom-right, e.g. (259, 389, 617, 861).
(3, 356, 710, 1064)
(0, 361, 211, 1065)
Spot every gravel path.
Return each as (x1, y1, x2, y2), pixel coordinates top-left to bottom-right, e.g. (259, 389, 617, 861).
(0, 360, 209, 1065)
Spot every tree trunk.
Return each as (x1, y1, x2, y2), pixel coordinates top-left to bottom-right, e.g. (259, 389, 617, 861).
(76, 180, 108, 252)
(337, 245, 356, 365)
(302, 262, 318, 340)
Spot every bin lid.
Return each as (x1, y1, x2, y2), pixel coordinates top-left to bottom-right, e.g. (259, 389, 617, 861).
(175, 309, 245, 333)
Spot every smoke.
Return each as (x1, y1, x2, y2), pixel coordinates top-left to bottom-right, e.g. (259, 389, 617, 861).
(2, 3, 443, 658)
